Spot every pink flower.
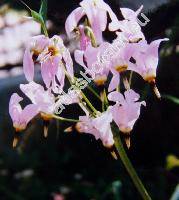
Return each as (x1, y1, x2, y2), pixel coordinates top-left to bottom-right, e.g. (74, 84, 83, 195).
(115, 20, 145, 43)
(109, 6, 145, 42)
(76, 110, 114, 147)
(75, 38, 135, 91)
(107, 41, 136, 92)
(20, 81, 58, 137)
(56, 90, 80, 107)
(23, 35, 49, 81)
(108, 89, 146, 134)
(9, 93, 38, 132)
(38, 35, 74, 92)
(120, 5, 144, 22)
(74, 42, 110, 86)
(23, 35, 73, 93)
(65, 0, 118, 43)
(20, 82, 56, 119)
(129, 39, 169, 83)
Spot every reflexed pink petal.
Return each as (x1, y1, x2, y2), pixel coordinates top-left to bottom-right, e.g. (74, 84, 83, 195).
(21, 104, 39, 124)
(108, 72, 120, 92)
(109, 89, 145, 133)
(130, 38, 169, 80)
(120, 5, 143, 21)
(108, 91, 124, 103)
(55, 66, 65, 92)
(96, 9, 107, 32)
(62, 48, 74, 78)
(124, 89, 140, 102)
(33, 35, 49, 50)
(74, 50, 86, 68)
(9, 93, 39, 131)
(78, 110, 114, 147)
(41, 60, 54, 88)
(65, 7, 85, 37)
(97, 0, 119, 32)
(145, 39, 169, 70)
(116, 20, 144, 41)
(23, 48, 34, 81)
(20, 82, 56, 114)
(9, 93, 22, 122)
(20, 82, 44, 104)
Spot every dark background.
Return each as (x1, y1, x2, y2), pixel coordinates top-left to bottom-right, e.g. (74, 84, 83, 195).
(0, 0, 179, 199)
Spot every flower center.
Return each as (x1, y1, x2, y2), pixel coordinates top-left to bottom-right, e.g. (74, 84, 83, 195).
(13, 123, 26, 132)
(48, 46, 59, 56)
(94, 75, 107, 86)
(144, 76, 155, 83)
(40, 112, 53, 121)
(32, 49, 41, 61)
(115, 65, 128, 72)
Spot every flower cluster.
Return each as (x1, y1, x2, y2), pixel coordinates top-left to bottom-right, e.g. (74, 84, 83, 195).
(9, 0, 168, 149)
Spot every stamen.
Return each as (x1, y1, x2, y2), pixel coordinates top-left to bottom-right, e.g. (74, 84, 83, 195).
(153, 85, 161, 99)
(123, 77, 130, 90)
(149, 80, 161, 99)
(64, 126, 73, 132)
(123, 132, 131, 149)
(43, 120, 49, 138)
(13, 137, 18, 148)
(111, 151, 118, 160)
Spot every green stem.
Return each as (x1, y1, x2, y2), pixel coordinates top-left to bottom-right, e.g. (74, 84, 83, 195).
(87, 85, 101, 101)
(52, 115, 79, 123)
(80, 92, 98, 114)
(101, 89, 109, 111)
(41, 22, 48, 37)
(84, 26, 97, 47)
(63, 66, 99, 116)
(102, 98, 105, 112)
(112, 125, 152, 200)
(40, 0, 48, 37)
(64, 70, 98, 115)
(129, 71, 133, 86)
(103, 88, 109, 107)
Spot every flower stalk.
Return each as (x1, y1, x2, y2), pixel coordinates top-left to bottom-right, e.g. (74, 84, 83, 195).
(112, 124, 152, 200)
(52, 115, 79, 123)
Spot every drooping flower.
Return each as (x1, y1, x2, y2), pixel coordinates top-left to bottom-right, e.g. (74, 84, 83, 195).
(23, 35, 49, 81)
(107, 40, 136, 92)
(114, 20, 145, 43)
(74, 42, 111, 86)
(9, 93, 39, 132)
(65, 0, 118, 43)
(20, 82, 56, 118)
(20, 81, 81, 136)
(23, 35, 73, 93)
(109, 6, 145, 42)
(76, 110, 114, 147)
(38, 35, 74, 92)
(108, 89, 145, 148)
(39, 35, 74, 90)
(129, 39, 169, 83)
(75, 37, 136, 91)
(120, 5, 143, 22)
(20, 81, 57, 137)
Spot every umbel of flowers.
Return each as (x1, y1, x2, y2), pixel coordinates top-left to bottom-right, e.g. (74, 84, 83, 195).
(8, 1, 168, 199)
